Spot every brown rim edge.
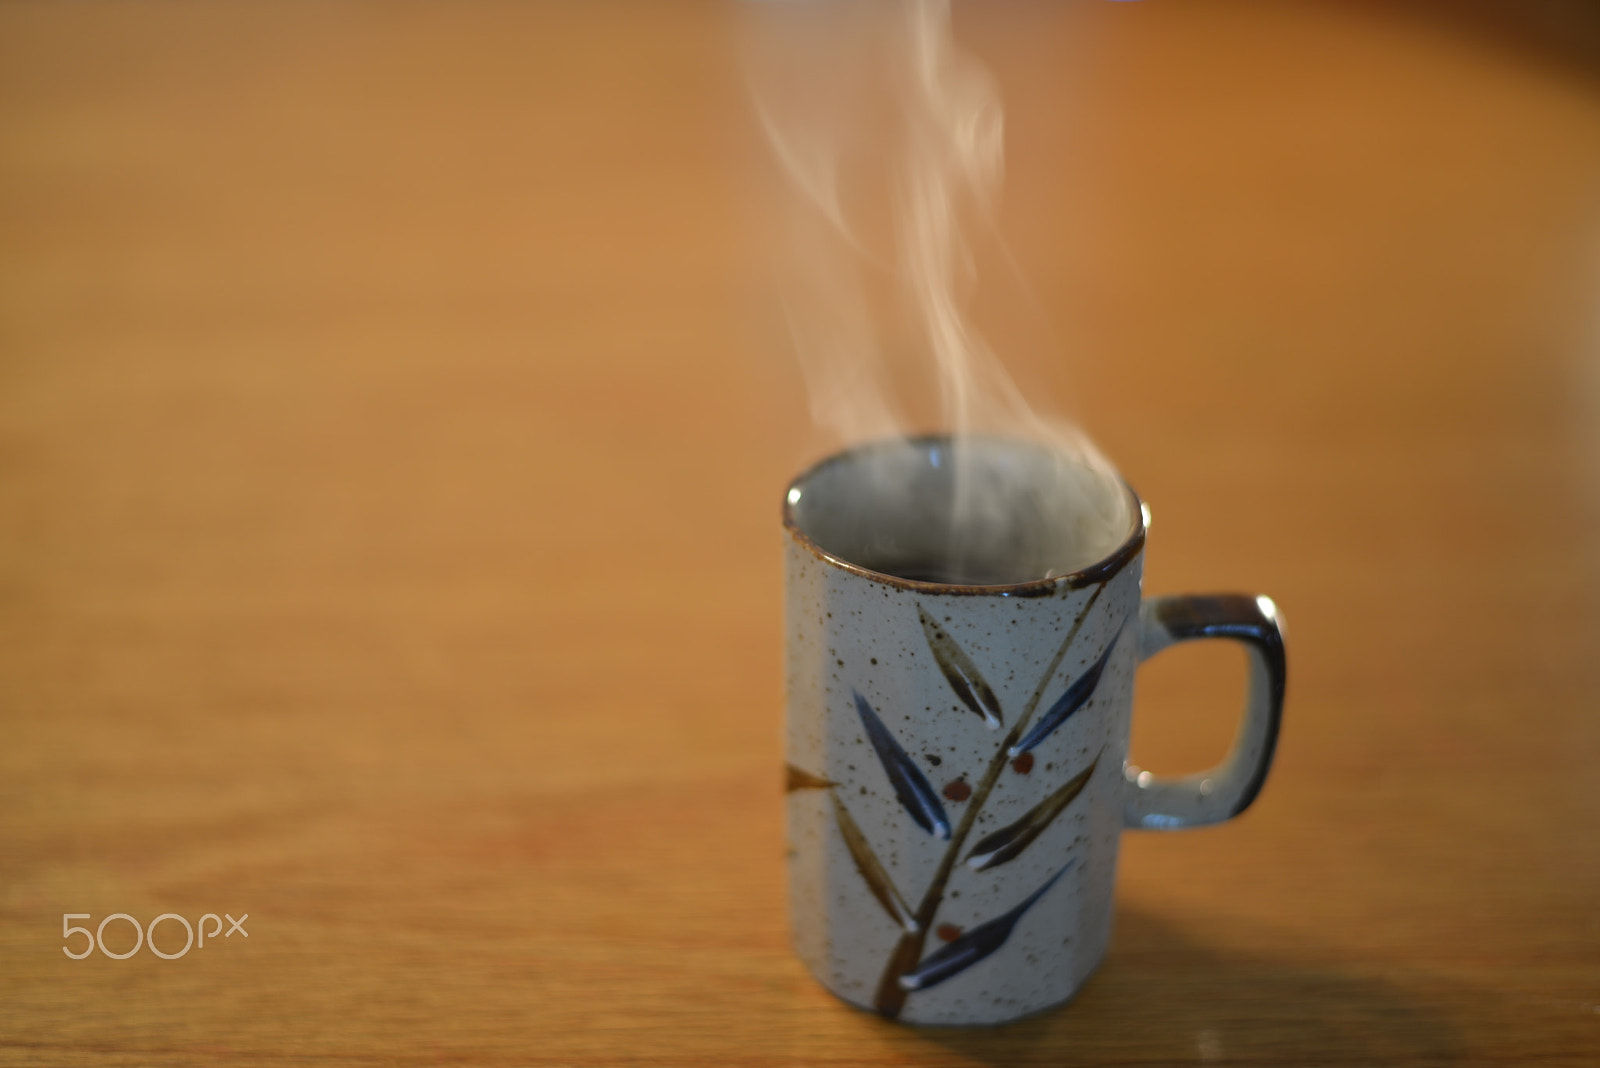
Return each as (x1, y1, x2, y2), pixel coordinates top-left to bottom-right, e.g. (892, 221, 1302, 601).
(781, 435, 1147, 597)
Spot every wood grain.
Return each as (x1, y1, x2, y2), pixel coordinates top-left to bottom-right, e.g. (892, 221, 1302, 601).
(2, 1, 1597, 1064)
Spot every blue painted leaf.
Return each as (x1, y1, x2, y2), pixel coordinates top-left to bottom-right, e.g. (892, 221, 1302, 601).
(965, 754, 1099, 871)
(897, 860, 1077, 993)
(1009, 626, 1124, 757)
(917, 605, 1003, 729)
(853, 690, 951, 839)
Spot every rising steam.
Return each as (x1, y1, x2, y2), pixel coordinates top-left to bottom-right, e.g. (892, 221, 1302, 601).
(747, 0, 1132, 577)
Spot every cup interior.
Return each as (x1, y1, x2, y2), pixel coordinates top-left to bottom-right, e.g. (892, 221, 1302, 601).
(785, 435, 1136, 586)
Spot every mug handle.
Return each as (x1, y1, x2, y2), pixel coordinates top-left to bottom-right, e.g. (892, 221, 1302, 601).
(1122, 594, 1287, 830)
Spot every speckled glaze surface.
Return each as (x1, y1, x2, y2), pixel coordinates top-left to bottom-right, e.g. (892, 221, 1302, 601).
(782, 439, 1285, 1026)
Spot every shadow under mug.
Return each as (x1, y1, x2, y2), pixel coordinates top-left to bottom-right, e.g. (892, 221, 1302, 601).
(782, 435, 1286, 1025)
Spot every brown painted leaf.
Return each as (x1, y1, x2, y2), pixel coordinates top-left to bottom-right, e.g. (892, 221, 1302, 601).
(832, 794, 919, 933)
(964, 754, 1100, 871)
(785, 764, 836, 792)
(918, 604, 1003, 729)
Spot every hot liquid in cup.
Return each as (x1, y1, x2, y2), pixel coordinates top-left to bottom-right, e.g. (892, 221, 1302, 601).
(788, 436, 1133, 587)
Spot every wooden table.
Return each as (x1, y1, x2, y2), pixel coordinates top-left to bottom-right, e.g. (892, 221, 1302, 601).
(3, 2, 1597, 1064)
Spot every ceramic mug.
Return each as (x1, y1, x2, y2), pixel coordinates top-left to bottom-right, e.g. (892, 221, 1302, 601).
(782, 435, 1286, 1025)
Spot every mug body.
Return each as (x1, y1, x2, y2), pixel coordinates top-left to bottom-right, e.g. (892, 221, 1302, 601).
(783, 436, 1145, 1025)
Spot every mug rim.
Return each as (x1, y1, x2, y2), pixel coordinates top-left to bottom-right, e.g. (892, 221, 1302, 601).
(782, 433, 1146, 596)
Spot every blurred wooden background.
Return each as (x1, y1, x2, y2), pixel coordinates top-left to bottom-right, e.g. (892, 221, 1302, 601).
(2, 1, 1597, 1064)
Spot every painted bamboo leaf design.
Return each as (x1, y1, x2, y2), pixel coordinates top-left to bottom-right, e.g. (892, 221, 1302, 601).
(897, 860, 1077, 993)
(873, 931, 926, 1019)
(917, 604, 1003, 729)
(865, 586, 1111, 1018)
(785, 764, 837, 792)
(832, 794, 920, 933)
(853, 690, 951, 839)
(1009, 626, 1124, 757)
(965, 754, 1100, 871)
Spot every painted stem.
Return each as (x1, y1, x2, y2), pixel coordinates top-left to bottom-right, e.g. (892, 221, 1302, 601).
(871, 582, 1107, 1018)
